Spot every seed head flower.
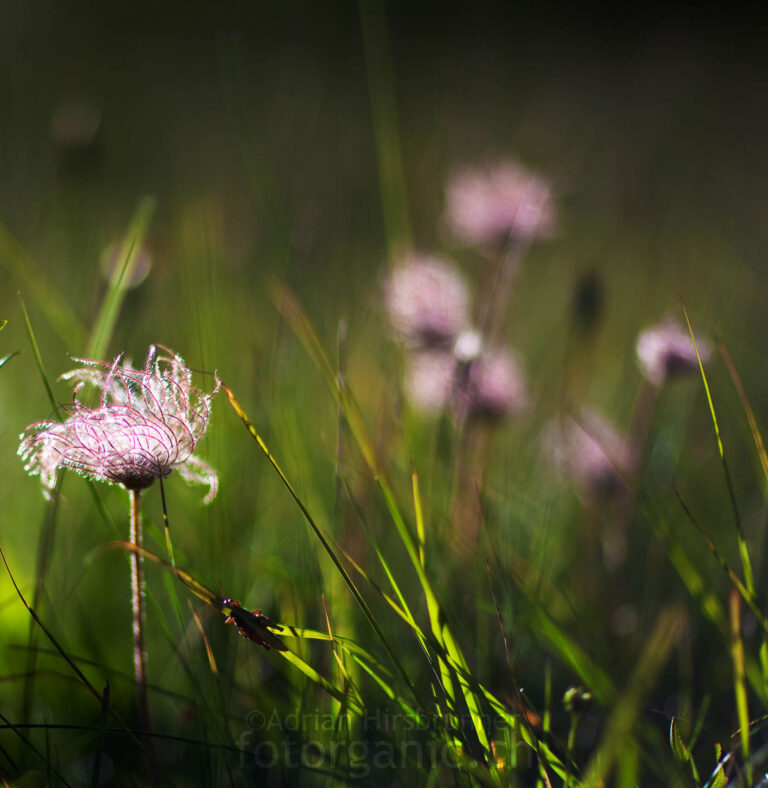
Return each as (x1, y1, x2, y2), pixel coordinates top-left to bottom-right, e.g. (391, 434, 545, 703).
(19, 345, 220, 502)
(457, 349, 529, 421)
(404, 350, 458, 414)
(405, 345, 528, 422)
(544, 411, 633, 501)
(445, 160, 556, 247)
(384, 254, 470, 347)
(636, 317, 711, 386)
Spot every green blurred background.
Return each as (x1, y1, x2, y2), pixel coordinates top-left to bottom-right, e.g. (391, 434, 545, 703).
(3, 1, 768, 783)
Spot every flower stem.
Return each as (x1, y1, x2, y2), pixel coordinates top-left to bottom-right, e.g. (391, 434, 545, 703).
(128, 488, 151, 733)
(478, 236, 526, 346)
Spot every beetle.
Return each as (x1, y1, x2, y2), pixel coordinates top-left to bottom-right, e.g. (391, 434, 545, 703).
(221, 598, 287, 651)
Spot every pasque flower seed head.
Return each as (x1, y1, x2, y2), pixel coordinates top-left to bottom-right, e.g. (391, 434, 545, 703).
(19, 345, 220, 502)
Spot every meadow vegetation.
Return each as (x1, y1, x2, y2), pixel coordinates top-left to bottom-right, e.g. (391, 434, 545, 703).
(1, 4, 768, 786)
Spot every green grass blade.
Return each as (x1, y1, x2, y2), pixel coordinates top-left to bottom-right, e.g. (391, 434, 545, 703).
(358, 0, 412, 258)
(682, 304, 755, 596)
(275, 623, 423, 723)
(90, 682, 110, 788)
(337, 534, 564, 773)
(492, 562, 616, 704)
(221, 382, 423, 707)
(335, 534, 483, 757)
(0, 351, 19, 370)
(675, 489, 768, 636)
(339, 476, 429, 651)
(719, 341, 768, 494)
(270, 283, 558, 771)
(269, 280, 380, 472)
(19, 294, 58, 414)
(642, 496, 768, 703)
(87, 196, 156, 360)
(22, 476, 64, 727)
(479, 686, 572, 783)
(335, 538, 428, 631)
(0, 222, 88, 348)
(0, 545, 148, 755)
(413, 472, 426, 569)
(281, 625, 396, 674)
(380, 475, 493, 759)
(279, 650, 364, 716)
(584, 607, 682, 784)
(0, 710, 72, 787)
(730, 589, 751, 782)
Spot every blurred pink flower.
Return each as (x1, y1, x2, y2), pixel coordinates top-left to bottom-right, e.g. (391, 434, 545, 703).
(384, 254, 470, 346)
(404, 350, 457, 414)
(405, 346, 528, 422)
(19, 346, 219, 502)
(445, 161, 556, 246)
(545, 411, 633, 500)
(459, 349, 528, 420)
(636, 317, 711, 386)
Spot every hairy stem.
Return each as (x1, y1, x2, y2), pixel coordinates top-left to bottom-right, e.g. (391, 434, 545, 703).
(128, 488, 150, 732)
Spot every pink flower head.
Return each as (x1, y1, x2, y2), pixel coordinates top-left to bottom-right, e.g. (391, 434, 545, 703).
(384, 254, 470, 347)
(636, 317, 711, 386)
(19, 346, 220, 502)
(445, 161, 556, 247)
(545, 411, 633, 500)
(458, 349, 528, 420)
(404, 350, 457, 414)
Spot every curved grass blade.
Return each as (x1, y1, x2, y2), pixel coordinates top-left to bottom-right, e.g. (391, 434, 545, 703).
(719, 341, 768, 494)
(0, 709, 71, 787)
(22, 476, 64, 727)
(266, 624, 419, 722)
(493, 562, 616, 705)
(17, 302, 69, 731)
(645, 495, 768, 705)
(0, 224, 87, 347)
(105, 540, 282, 651)
(101, 541, 221, 609)
(107, 544, 370, 717)
(0, 545, 149, 759)
(220, 381, 422, 705)
(268, 283, 564, 775)
(87, 196, 156, 360)
(584, 606, 682, 784)
(338, 476, 445, 690)
(682, 307, 768, 697)
(378, 472, 493, 760)
(675, 488, 768, 637)
(19, 294, 58, 414)
(187, 599, 218, 675)
(268, 280, 379, 473)
(682, 304, 755, 598)
(281, 649, 364, 716)
(338, 529, 573, 779)
(717, 340, 768, 689)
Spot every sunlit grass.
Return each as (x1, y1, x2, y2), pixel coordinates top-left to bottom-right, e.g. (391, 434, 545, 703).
(2, 6, 768, 786)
